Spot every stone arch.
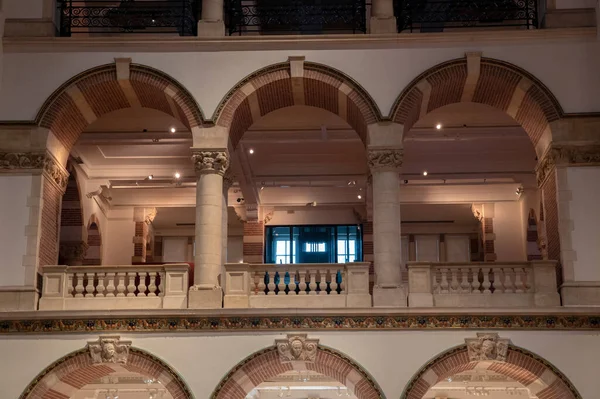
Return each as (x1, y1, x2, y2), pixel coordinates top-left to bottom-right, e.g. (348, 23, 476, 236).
(20, 345, 193, 399)
(390, 56, 563, 154)
(401, 343, 581, 399)
(83, 214, 102, 265)
(213, 60, 382, 149)
(36, 62, 205, 154)
(211, 344, 385, 399)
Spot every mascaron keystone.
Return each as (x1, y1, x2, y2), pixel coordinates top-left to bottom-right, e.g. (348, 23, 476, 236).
(87, 335, 132, 364)
(367, 149, 403, 170)
(276, 334, 319, 363)
(465, 333, 509, 362)
(191, 150, 229, 175)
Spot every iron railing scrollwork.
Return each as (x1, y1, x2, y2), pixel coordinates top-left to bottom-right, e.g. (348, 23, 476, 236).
(57, 0, 200, 36)
(224, 0, 367, 36)
(394, 0, 539, 33)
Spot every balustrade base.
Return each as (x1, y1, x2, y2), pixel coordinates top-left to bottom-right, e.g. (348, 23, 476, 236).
(408, 292, 434, 308)
(197, 20, 225, 37)
(188, 286, 223, 309)
(561, 282, 600, 307)
(373, 286, 407, 308)
(39, 296, 164, 311)
(369, 16, 396, 34)
(0, 286, 38, 311)
(249, 294, 347, 309)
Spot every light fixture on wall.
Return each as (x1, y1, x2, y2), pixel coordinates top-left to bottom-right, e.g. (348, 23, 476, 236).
(147, 175, 154, 180)
(516, 186, 524, 196)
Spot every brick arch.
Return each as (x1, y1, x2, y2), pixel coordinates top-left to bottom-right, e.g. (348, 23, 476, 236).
(402, 344, 581, 399)
(20, 346, 193, 399)
(37, 63, 204, 154)
(211, 345, 385, 399)
(214, 61, 382, 149)
(390, 57, 563, 151)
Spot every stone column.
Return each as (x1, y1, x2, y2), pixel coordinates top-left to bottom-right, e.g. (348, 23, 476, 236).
(367, 148, 406, 307)
(189, 149, 229, 308)
(197, 0, 225, 36)
(370, 0, 396, 34)
(131, 207, 156, 264)
(221, 170, 235, 287)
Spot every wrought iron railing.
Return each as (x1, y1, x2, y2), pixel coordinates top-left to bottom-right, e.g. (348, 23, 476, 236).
(224, 0, 367, 35)
(57, 0, 199, 36)
(394, 0, 539, 33)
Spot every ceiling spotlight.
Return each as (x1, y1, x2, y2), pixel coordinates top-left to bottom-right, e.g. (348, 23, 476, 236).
(174, 172, 181, 179)
(423, 171, 428, 176)
(357, 194, 362, 199)
(170, 127, 176, 133)
(348, 180, 356, 186)
(436, 123, 442, 130)
(516, 187, 524, 196)
(249, 148, 255, 154)
(148, 175, 154, 180)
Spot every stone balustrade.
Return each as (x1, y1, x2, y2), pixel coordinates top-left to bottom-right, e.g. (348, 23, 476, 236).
(223, 262, 372, 308)
(408, 261, 561, 308)
(38, 264, 189, 310)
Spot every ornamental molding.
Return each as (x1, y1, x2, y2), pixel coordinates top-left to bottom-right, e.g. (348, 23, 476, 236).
(191, 150, 229, 176)
(367, 148, 403, 171)
(536, 144, 600, 186)
(43, 155, 69, 192)
(87, 335, 131, 364)
(465, 333, 510, 362)
(276, 334, 319, 363)
(0, 151, 69, 191)
(59, 240, 89, 262)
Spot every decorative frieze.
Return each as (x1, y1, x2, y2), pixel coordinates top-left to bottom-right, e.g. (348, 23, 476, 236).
(191, 150, 229, 175)
(466, 333, 510, 362)
(276, 334, 319, 363)
(0, 151, 69, 192)
(43, 156, 69, 192)
(367, 149, 403, 171)
(536, 144, 600, 187)
(87, 335, 131, 364)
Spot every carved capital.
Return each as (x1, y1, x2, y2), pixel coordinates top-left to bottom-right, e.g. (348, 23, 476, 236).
(191, 150, 229, 176)
(367, 149, 403, 171)
(263, 210, 274, 224)
(59, 241, 89, 263)
(276, 334, 319, 363)
(465, 333, 509, 362)
(87, 335, 131, 364)
(43, 156, 69, 192)
(0, 151, 69, 191)
(536, 144, 600, 186)
(471, 204, 483, 222)
(144, 208, 157, 225)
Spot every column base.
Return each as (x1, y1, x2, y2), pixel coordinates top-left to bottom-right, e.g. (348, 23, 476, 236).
(373, 285, 407, 307)
(408, 292, 434, 307)
(197, 20, 225, 37)
(188, 285, 223, 308)
(561, 282, 600, 306)
(370, 16, 397, 34)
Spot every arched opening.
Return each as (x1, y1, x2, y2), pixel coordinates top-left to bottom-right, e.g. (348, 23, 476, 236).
(402, 336, 581, 399)
(212, 341, 384, 399)
(20, 339, 193, 399)
(58, 168, 86, 266)
(83, 215, 103, 265)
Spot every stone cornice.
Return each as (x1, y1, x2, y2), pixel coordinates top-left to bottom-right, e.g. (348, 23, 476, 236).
(536, 143, 600, 186)
(0, 151, 69, 192)
(367, 148, 403, 171)
(191, 150, 230, 176)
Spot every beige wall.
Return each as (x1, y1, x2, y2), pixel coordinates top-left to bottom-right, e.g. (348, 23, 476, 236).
(103, 208, 135, 265)
(494, 202, 526, 262)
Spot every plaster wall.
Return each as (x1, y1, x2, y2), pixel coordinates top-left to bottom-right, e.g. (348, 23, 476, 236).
(0, 175, 33, 285)
(0, 330, 596, 399)
(566, 166, 600, 281)
(1, 41, 600, 122)
(555, 0, 596, 9)
(2, 0, 44, 19)
(163, 237, 189, 262)
(494, 202, 526, 262)
(228, 235, 243, 263)
(102, 208, 135, 265)
(266, 208, 359, 226)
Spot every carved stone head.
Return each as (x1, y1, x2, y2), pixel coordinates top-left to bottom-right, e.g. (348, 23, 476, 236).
(88, 336, 132, 364)
(276, 334, 319, 363)
(466, 333, 509, 362)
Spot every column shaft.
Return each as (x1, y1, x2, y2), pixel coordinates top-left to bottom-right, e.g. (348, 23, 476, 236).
(371, 0, 394, 17)
(202, 0, 224, 21)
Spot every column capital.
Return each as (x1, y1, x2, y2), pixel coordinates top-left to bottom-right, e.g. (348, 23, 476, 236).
(367, 148, 403, 172)
(535, 143, 600, 187)
(0, 150, 69, 192)
(191, 149, 230, 176)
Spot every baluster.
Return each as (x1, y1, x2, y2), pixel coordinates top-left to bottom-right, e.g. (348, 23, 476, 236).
(319, 269, 328, 294)
(257, 270, 266, 295)
(432, 269, 440, 294)
(137, 272, 147, 297)
(67, 272, 75, 297)
(514, 268, 525, 293)
(298, 270, 307, 295)
(267, 271, 276, 295)
(504, 268, 515, 293)
(525, 267, 534, 292)
(482, 268, 492, 294)
(338, 270, 345, 295)
(450, 269, 459, 293)
(277, 271, 287, 295)
(460, 268, 471, 293)
(83, 272, 90, 297)
(493, 267, 505, 293)
(440, 268, 449, 294)
(471, 268, 481, 294)
(74, 272, 84, 297)
(308, 270, 317, 295)
(115, 272, 126, 297)
(96, 272, 106, 297)
(157, 272, 165, 297)
(148, 272, 157, 296)
(105, 272, 116, 297)
(126, 272, 137, 296)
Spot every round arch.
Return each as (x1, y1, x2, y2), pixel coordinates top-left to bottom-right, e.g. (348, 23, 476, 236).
(36, 62, 205, 154)
(20, 345, 193, 399)
(401, 343, 581, 399)
(211, 344, 385, 399)
(83, 214, 103, 265)
(389, 56, 563, 152)
(213, 61, 383, 149)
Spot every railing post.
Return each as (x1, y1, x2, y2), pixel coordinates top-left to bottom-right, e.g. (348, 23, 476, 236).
(161, 264, 191, 309)
(39, 266, 68, 310)
(531, 261, 561, 307)
(345, 262, 372, 307)
(223, 263, 251, 308)
(407, 262, 434, 307)
(370, 0, 396, 33)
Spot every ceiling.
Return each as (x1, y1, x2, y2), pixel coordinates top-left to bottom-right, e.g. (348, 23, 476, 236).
(247, 370, 357, 399)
